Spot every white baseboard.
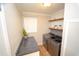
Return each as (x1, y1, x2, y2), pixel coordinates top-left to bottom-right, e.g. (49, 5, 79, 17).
(23, 51, 40, 56)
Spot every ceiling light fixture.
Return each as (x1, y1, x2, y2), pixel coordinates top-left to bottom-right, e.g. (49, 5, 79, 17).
(43, 3, 51, 7)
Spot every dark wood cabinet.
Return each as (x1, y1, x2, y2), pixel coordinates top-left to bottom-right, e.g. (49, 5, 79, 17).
(48, 40, 53, 55)
(48, 39, 61, 56)
(43, 34, 51, 50)
(43, 34, 61, 56)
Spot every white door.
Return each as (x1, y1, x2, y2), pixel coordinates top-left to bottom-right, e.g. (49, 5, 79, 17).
(61, 3, 79, 56)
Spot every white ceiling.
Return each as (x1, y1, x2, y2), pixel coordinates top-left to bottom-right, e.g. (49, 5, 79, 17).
(16, 3, 64, 15)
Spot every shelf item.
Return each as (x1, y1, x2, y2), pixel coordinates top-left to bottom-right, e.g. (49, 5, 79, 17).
(49, 27, 63, 30)
(48, 17, 64, 22)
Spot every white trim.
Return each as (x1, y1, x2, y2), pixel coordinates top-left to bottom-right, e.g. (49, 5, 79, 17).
(0, 0, 78, 3)
(0, 4, 11, 56)
(60, 4, 66, 56)
(61, 21, 69, 56)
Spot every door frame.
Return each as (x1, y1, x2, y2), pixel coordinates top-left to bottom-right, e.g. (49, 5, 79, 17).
(0, 4, 11, 56)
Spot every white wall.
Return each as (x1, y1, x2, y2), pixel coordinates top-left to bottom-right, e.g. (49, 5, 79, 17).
(49, 9, 64, 27)
(31, 16, 49, 45)
(23, 13, 49, 45)
(3, 4, 23, 55)
(61, 3, 79, 56)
